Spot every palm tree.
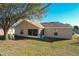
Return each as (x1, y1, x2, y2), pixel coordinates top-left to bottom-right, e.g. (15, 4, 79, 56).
(0, 3, 50, 40)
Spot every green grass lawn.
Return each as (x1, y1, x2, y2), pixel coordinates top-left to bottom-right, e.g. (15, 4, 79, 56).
(0, 35, 79, 56)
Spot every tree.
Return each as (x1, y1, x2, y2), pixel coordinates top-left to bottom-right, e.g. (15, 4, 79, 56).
(0, 3, 50, 40)
(74, 26, 79, 30)
(73, 26, 79, 33)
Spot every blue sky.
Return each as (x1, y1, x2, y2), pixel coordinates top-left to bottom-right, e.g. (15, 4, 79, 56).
(40, 3, 79, 26)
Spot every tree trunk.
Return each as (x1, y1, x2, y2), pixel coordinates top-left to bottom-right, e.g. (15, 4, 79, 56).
(4, 29, 9, 40)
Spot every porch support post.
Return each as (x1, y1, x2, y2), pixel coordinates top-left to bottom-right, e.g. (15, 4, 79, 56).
(38, 29, 41, 38)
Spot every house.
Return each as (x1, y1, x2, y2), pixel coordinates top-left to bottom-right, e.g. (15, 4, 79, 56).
(13, 19, 44, 38)
(41, 22, 72, 39)
(12, 19, 72, 39)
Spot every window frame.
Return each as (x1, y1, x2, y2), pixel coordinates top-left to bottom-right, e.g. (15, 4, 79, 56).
(28, 29, 38, 36)
(54, 32, 58, 36)
(20, 29, 24, 34)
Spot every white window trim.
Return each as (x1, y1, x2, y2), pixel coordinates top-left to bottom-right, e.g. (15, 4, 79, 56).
(27, 29, 39, 38)
(27, 35, 39, 38)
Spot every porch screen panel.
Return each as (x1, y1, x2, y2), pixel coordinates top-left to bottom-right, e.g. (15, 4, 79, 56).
(28, 29, 38, 36)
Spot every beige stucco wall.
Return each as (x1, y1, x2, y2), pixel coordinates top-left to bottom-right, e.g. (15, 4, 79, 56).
(15, 21, 41, 38)
(44, 27, 72, 39)
(15, 20, 72, 39)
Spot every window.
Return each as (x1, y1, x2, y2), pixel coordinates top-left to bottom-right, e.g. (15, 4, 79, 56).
(20, 30, 24, 34)
(28, 29, 38, 36)
(54, 32, 58, 36)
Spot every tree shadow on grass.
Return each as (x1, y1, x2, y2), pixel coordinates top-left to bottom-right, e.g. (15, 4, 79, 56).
(0, 36, 69, 42)
(0, 36, 5, 40)
(0, 36, 70, 42)
(71, 42, 79, 46)
(15, 36, 70, 43)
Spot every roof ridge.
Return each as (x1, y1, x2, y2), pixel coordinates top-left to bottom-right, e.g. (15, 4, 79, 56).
(41, 22, 71, 27)
(26, 20, 44, 28)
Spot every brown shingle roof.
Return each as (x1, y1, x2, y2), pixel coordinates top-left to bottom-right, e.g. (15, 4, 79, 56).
(41, 22, 71, 27)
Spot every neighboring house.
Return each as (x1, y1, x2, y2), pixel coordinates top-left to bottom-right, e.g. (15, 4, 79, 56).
(0, 27, 15, 36)
(0, 29, 4, 36)
(12, 19, 72, 39)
